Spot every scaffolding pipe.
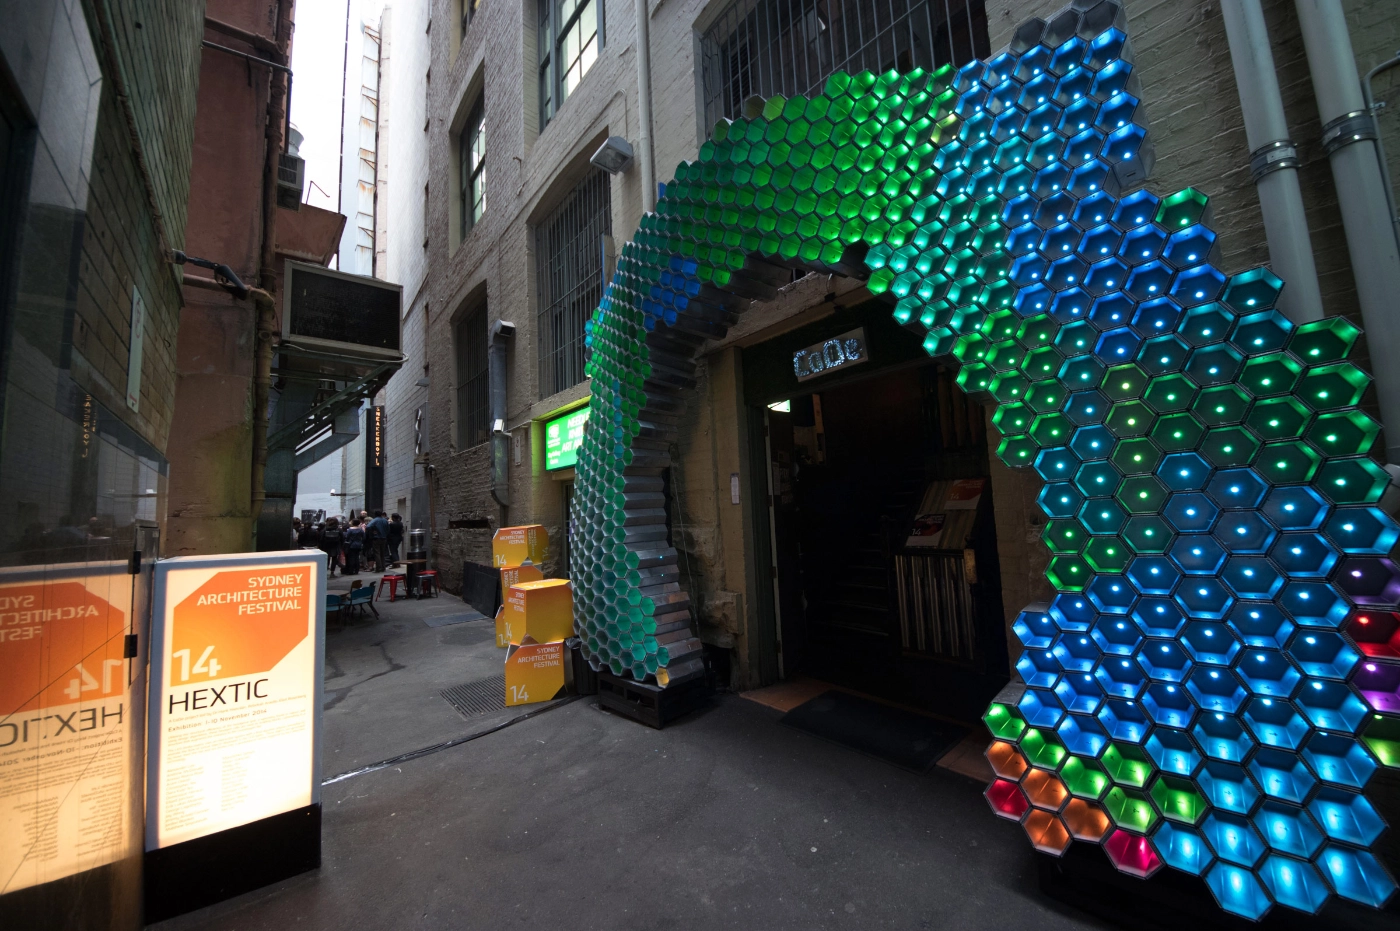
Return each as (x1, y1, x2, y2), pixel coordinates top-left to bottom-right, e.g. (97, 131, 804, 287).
(1294, 0, 1400, 464)
(1220, 0, 1324, 323)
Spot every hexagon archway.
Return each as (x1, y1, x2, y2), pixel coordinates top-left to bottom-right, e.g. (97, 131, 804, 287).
(570, 2, 1399, 918)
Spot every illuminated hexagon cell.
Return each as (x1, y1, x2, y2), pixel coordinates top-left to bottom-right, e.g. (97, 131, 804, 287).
(1192, 710, 1254, 763)
(1249, 748, 1317, 804)
(1198, 760, 1261, 816)
(1021, 766, 1070, 812)
(1020, 687, 1067, 728)
(1234, 648, 1301, 698)
(1258, 854, 1331, 915)
(1201, 811, 1267, 868)
(1295, 677, 1369, 733)
(1227, 601, 1294, 650)
(1141, 681, 1197, 729)
(1061, 754, 1112, 799)
(1317, 845, 1397, 909)
(1242, 697, 1310, 751)
(1323, 507, 1400, 556)
(1146, 727, 1202, 777)
(1185, 665, 1248, 715)
(1301, 732, 1378, 790)
(986, 777, 1031, 821)
(987, 740, 1030, 781)
(1135, 639, 1193, 683)
(1204, 862, 1272, 920)
(1017, 646, 1062, 689)
(1062, 797, 1112, 841)
(1336, 557, 1400, 608)
(1288, 630, 1360, 679)
(1153, 822, 1215, 875)
(1346, 610, 1400, 658)
(1104, 829, 1164, 879)
(1022, 808, 1073, 855)
(1181, 621, 1240, 665)
(1309, 786, 1386, 846)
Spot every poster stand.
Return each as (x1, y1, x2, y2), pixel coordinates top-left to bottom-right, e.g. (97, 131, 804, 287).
(143, 551, 326, 921)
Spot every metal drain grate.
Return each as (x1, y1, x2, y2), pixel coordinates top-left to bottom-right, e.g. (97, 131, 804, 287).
(440, 674, 506, 718)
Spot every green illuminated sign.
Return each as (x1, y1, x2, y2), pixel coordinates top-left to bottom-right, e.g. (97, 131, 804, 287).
(544, 407, 589, 470)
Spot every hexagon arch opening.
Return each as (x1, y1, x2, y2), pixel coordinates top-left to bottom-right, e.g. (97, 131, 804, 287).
(571, 1, 1399, 919)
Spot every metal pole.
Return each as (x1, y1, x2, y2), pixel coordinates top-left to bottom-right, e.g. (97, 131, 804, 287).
(1220, 0, 1324, 323)
(1294, 0, 1400, 463)
(635, 0, 656, 213)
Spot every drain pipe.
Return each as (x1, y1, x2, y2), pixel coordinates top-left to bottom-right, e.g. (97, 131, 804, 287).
(1294, 0, 1400, 464)
(489, 320, 517, 511)
(634, 0, 656, 213)
(1362, 51, 1400, 252)
(1221, 0, 1324, 323)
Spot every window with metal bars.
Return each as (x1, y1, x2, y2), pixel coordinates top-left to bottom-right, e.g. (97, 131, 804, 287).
(535, 169, 611, 398)
(537, 0, 604, 131)
(460, 96, 485, 238)
(455, 304, 489, 448)
(700, 0, 989, 132)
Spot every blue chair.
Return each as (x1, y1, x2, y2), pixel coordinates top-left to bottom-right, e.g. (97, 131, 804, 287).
(345, 581, 379, 621)
(325, 592, 349, 627)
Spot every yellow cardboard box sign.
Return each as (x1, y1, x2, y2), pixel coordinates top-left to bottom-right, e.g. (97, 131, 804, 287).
(499, 564, 544, 605)
(504, 578, 573, 645)
(504, 641, 565, 706)
(494, 605, 508, 648)
(492, 525, 548, 568)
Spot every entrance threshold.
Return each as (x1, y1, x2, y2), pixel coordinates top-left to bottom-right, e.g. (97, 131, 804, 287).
(740, 677, 992, 783)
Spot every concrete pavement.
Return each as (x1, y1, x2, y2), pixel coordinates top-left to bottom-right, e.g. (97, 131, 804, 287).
(151, 577, 1110, 931)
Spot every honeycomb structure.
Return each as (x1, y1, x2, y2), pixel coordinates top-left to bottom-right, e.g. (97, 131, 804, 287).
(573, 1, 1399, 917)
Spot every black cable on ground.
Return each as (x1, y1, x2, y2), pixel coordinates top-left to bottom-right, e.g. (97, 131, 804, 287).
(322, 694, 584, 786)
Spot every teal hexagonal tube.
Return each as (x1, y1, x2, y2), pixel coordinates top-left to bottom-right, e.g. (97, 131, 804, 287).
(573, 2, 1399, 918)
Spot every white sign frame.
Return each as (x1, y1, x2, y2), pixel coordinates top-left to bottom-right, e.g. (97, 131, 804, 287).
(146, 550, 325, 851)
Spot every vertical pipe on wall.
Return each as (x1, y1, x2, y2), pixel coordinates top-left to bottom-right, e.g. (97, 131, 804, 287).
(1220, 0, 1324, 323)
(490, 320, 516, 510)
(1294, 0, 1400, 464)
(635, 0, 656, 213)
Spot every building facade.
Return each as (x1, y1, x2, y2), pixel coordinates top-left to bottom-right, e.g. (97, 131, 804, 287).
(390, 0, 1400, 699)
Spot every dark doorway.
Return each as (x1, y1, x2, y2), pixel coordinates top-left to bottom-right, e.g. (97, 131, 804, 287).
(762, 359, 1010, 722)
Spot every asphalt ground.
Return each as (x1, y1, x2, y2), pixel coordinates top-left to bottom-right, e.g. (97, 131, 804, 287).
(151, 578, 1111, 931)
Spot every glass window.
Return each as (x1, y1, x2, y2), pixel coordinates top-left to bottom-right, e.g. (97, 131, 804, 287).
(460, 96, 485, 237)
(538, 0, 603, 130)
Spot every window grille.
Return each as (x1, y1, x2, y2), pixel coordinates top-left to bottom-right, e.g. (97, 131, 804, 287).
(700, 0, 989, 132)
(538, 0, 603, 131)
(455, 305, 489, 448)
(536, 169, 611, 398)
(460, 96, 485, 238)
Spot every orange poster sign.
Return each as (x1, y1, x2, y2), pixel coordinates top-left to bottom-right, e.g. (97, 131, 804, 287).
(149, 552, 325, 850)
(0, 564, 138, 894)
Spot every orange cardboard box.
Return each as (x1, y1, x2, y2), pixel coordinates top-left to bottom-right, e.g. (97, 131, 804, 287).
(499, 564, 544, 604)
(504, 578, 573, 645)
(494, 604, 508, 648)
(504, 640, 566, 706)
(492, 525, 548, 568)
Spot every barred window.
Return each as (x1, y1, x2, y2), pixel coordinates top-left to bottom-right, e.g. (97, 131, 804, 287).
(536, 169, 611, 398)
(700, 0, 989, 131)
(460, 96, 485, 237)
(455, 305, 489, 448)
(538, 0, 603, 131)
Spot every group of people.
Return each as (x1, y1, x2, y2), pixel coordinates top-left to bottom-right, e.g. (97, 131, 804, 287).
(293, 510, 404, 577)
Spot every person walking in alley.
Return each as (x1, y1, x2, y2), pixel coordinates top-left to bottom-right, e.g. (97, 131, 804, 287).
(368, 510, 390, 572)
(344, 518, 365, 575)
(321, 517, 343, 577)
(387, 513, 404, 565)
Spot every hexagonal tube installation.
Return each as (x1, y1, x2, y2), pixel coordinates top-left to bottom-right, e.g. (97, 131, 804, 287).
(574, 0, 1400, 919)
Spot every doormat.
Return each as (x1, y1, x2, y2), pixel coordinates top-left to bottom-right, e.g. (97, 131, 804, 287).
(423, 609, 488, 628)
(779, 690, 965, 773)
(440, 674, 506, 718)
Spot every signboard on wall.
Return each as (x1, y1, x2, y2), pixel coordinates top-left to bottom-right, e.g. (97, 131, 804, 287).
(544, 406, 589, 471)
(365, 406, 384, 512)
(0, 562, 141, 894)
(147, 551, 325, 850)
(793, 327, 868, 382)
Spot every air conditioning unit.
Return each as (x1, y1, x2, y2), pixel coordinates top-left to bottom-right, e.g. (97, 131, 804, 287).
(277, 152, 305, 209)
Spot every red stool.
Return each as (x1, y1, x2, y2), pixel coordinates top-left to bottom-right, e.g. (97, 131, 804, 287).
(377, 573, 407, 601)
(417, 570, 439, 597)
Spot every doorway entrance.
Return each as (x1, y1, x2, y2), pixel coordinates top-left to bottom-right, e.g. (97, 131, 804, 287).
(746, 308, 1011, 722)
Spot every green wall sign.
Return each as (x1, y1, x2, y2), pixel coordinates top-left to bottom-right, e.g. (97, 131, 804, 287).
(544, 407, 589, 470)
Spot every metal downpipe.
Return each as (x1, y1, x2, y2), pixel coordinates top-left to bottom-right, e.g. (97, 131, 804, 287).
(1221, 0, 1324, 323)
(634, 0, 656, 213)
(489, 321, 516, 510)
(1294, 0, 1400, 464)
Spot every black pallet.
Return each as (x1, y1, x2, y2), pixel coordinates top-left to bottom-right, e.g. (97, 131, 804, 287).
(596, 669, 712, 729)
